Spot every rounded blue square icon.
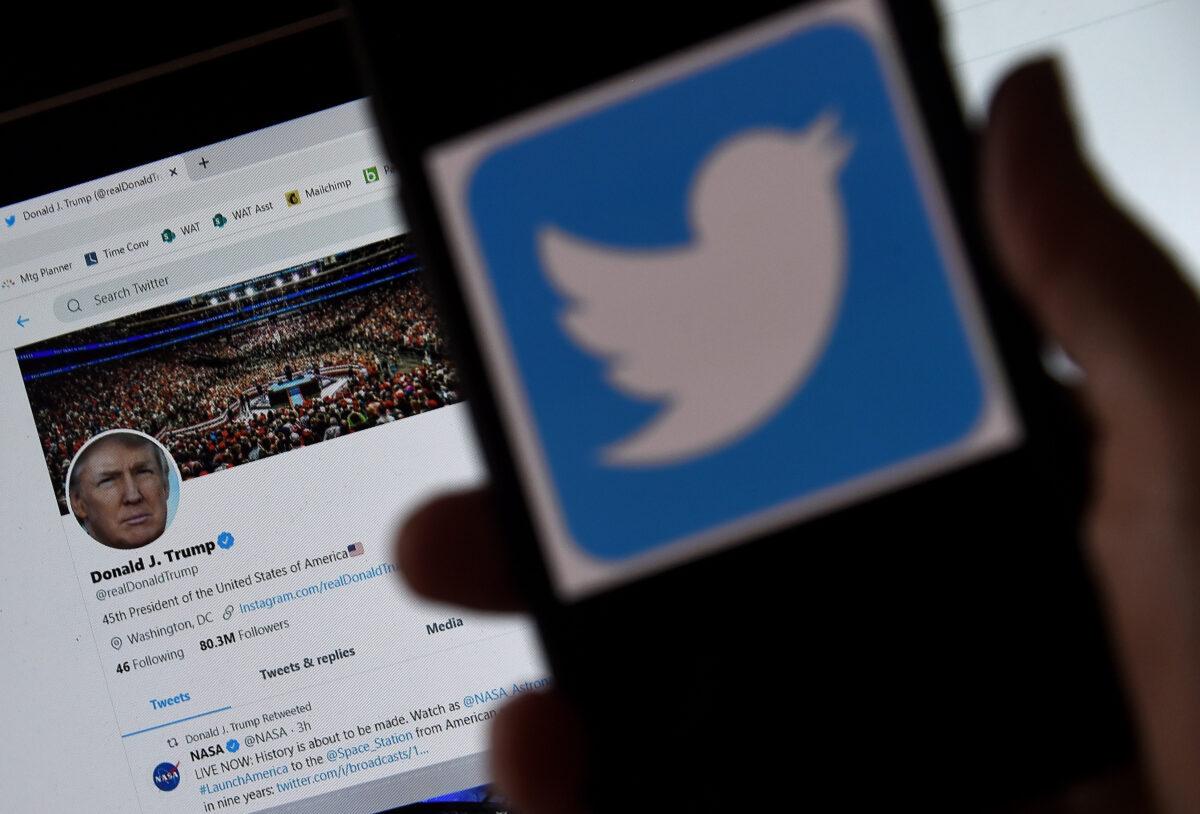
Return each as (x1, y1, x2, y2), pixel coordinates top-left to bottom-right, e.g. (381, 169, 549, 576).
(461, 19, 991, 563)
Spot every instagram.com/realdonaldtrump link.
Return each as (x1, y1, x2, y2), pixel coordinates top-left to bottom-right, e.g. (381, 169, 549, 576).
(239, 563, 395, 614)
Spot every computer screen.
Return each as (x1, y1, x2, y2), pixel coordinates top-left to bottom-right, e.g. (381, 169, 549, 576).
(0, 99, 544, 813)
(1, 1, 1195, 811)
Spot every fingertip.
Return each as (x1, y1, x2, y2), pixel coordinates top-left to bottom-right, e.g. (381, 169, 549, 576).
(983, 55, 1086, 270)
(394, 492, 451, 596)
(982, 56, 1200, 421)
(981, 55, 1109, 341)
(393, 488, 528, 611)
(986, 56, 1068, 136)
(490, 690, 586, 814)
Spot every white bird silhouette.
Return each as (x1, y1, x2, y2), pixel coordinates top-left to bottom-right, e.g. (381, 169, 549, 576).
(538, 113, 853, 467)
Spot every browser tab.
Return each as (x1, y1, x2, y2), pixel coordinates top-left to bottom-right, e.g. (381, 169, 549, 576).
(0, 160, 189, 241)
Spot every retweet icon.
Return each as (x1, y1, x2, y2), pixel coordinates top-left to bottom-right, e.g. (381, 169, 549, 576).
(539, 114, 852, 466)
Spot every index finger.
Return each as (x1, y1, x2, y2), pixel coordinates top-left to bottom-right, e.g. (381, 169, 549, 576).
(396, 487, 527, 612)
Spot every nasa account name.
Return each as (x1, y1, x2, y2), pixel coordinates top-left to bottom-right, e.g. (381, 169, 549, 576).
(91, 541, 218, 584)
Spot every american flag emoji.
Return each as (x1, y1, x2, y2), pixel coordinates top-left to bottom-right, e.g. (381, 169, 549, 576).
(348, 543, 364, 557)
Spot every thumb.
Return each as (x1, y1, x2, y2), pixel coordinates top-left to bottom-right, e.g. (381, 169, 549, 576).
(986, 62, 1200, 814)
(981, 58, 1200, 425)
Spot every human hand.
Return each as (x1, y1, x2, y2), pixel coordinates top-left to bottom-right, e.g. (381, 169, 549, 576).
(397, 58, 1200, 814)
(983, 58, 1200, 814)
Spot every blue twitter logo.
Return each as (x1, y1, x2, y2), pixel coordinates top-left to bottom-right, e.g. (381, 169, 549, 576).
(3, 214, 14, 228)
(464, 21, 989, 562)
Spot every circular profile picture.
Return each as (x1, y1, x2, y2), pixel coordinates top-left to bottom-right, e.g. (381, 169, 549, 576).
(66, 429, 181, 550)
(152, 760, 181, 792)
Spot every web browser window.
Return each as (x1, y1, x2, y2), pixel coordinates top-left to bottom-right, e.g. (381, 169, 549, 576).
(0, 99, 544, 814)
(3, 3, 1197, 810)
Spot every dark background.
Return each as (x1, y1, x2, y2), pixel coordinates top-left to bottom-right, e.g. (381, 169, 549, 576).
(0, 3, 359, 205)
(1, 5, 1138, 808)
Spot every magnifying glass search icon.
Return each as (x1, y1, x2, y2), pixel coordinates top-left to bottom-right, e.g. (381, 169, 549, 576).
(67, 298, 82, 313)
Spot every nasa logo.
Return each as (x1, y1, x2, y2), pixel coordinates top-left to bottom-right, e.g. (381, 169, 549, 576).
(152, 761, 181, 792)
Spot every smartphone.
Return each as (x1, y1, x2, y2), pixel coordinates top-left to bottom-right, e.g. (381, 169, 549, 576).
(352, 1, 1131, 807)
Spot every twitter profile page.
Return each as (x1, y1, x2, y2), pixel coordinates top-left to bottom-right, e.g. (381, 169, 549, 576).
(0, 180, 545, 811)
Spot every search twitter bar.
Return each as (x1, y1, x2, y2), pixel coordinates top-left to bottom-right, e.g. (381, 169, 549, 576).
(52, 196, 400, 323)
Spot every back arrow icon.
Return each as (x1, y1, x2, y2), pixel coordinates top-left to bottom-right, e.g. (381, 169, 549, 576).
(16, 315, 29, 327)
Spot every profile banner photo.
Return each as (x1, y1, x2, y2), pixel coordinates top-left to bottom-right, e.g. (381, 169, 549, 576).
(19, 234, 461, 520)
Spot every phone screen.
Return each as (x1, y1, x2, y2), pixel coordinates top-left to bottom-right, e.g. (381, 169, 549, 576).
(426, 0, 1023, 600)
